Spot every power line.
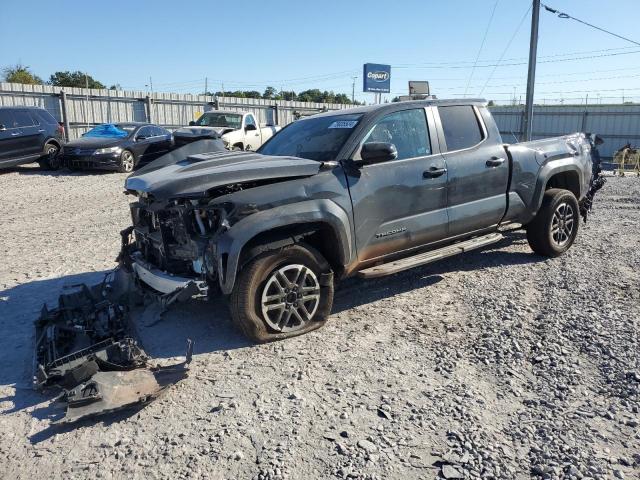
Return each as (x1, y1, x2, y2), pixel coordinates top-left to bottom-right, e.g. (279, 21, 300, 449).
(479, 4, 532, 95)
(464, 0, 499, 96)
(542, 3, 640, 47)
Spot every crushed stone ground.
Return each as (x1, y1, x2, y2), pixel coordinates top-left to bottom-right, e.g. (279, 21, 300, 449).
(0, 165, 638, 480)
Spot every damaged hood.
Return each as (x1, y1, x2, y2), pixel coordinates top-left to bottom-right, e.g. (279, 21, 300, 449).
(125, 151, 323, 200)
(173, 126, 229, 138)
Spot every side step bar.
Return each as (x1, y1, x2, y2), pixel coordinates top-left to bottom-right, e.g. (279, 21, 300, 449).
(357, 232, 503, 279)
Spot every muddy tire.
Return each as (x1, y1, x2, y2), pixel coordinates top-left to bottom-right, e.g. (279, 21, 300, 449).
(230, 244, 334, 343)
(526, 188, 580, 257)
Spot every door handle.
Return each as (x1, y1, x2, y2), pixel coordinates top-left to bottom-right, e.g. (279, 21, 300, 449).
(38, 129, 45, 132)
(486, 156, 505, 167)
(423, 167, 447, 179)
(10, 131, 20, 136)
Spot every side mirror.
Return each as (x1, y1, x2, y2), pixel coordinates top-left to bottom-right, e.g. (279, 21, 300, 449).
(136, 135, 147, 141)
(188, 121, 196, 126)
(245, 124, 257, 131)
(360, 142, 398, 165)
(0, 124, 6, 131)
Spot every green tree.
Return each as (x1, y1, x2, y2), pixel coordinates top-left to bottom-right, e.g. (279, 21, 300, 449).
(280, 90, 296, 101)
(2, 64, 43, 84)
(49, 71, 106, 89)
(262, 86, 278, 99)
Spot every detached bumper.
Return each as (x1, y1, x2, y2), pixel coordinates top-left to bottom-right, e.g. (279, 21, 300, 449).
(130, 254, 208, 303)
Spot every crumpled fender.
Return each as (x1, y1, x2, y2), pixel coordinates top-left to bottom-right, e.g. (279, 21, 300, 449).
(215, 199, 353, 294)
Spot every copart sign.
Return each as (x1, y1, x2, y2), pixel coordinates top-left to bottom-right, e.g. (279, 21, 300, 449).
(363, 63, 391, 93)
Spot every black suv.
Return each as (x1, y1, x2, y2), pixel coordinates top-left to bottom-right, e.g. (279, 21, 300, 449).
(0, 106, 65, 170)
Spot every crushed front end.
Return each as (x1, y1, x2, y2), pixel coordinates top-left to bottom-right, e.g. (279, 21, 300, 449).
(119, 189, 235, 306)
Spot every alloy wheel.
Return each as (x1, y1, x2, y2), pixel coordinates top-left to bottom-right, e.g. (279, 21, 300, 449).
(260, 264, 321, 332)
(551, 202, 575, 247)
(121, 151, 134, 172)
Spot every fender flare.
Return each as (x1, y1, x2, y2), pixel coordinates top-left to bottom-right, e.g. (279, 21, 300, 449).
(530, 159, 584, 215)
(215, 199, 353, 294)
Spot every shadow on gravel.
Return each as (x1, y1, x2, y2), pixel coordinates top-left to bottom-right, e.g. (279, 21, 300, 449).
(3, 165, 121, 177)
(0, 269, 248, 435)
(28, 401, 149, 444)
(333, 231, 545, 312)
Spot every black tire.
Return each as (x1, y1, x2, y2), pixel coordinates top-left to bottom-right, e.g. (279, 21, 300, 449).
(232, 144, 243, 151)
(526, 188, 580, 257)
(230, 244, 334, 343)
(118, 149, 135, 173)
(38, 143, 61, 170)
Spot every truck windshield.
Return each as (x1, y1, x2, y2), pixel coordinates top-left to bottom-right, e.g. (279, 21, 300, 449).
(194, 113, 242, 129)
(259, 113, 362, 161)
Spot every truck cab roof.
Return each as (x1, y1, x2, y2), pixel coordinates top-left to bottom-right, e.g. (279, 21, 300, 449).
(310, 98, 489, 119)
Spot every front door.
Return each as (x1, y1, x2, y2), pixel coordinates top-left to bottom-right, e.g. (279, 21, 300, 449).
(244, 114, 260, 150)
(0, 109, 22, 162)
(12, 109, 42, 157)
(435, 105, 509, 236)
(346, 107, 449, 263)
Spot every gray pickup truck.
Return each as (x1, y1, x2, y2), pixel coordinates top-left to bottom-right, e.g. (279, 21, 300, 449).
(121, 99, 603, 342)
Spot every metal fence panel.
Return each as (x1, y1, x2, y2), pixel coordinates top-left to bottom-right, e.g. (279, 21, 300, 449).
(0, 82, 355, 139)
(490, 104, 640, 159)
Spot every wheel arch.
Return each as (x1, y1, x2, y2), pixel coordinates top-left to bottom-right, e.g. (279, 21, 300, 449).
(215, 200, 353, 294)
(531, 161, 584, 216)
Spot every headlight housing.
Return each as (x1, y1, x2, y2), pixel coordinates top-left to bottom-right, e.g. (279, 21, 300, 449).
(95, 146, 123, 155)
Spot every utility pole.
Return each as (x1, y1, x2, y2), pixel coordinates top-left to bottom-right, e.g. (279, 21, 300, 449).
(352, 76, 357, 103)
(149, 76, 153, 94)
(523, 0, 540, 141)
(85, 74, 89, 129)
(204, 77, 208, 96)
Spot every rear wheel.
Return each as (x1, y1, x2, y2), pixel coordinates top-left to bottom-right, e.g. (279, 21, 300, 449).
(230, 244, 334, 343)
(38, 143, 60, 170)
(526, 188, 580, 257)
(118, 150, 135, 173)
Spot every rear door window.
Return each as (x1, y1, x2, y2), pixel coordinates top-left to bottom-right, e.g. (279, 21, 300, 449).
(438, 105, 484, 151)
(13, 110, 36, 128)
(34, 109, 58, 125)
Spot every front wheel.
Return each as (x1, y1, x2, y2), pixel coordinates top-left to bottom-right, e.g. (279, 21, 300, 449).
(118, 150, 135, 173)
(526, 188, 580, 257)
(230, 244, 334, 343)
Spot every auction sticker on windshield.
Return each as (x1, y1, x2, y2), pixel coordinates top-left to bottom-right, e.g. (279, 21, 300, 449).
(328, 120, 358, 129)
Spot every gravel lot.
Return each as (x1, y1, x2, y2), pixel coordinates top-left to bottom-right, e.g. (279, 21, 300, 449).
(0, 165, 638, 480)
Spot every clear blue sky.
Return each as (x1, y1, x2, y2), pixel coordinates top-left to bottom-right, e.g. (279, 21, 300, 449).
(1, 0, 639, 104)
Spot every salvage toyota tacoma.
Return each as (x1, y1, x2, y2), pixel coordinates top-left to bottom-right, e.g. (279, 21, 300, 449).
(120, 99, 604, 342)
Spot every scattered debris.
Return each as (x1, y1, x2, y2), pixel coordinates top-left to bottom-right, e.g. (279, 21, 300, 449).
(33, 274, 193, 425)
(54, 340, 193, 424)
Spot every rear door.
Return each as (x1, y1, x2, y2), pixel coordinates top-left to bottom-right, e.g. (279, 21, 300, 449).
(435, 105, 508, 236)
(346, 107, 449, 262)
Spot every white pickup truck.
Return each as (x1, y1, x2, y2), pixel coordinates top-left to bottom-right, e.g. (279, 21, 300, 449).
(173, 111, 281, 151)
